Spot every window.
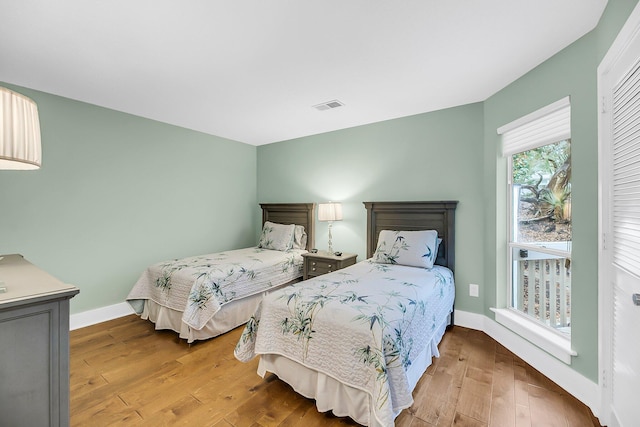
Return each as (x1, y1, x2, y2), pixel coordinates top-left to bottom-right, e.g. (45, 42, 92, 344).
(498, 98, 572, 337)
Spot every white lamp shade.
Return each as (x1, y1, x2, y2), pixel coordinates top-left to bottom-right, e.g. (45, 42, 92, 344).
(0, 87, 42, 170)
(318, 202, 343, 222)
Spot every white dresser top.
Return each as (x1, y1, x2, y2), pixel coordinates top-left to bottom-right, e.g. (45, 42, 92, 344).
(0, 254, 78, 305)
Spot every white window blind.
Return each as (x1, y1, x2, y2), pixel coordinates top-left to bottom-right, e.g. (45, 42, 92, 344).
(498, 96, 571, 156)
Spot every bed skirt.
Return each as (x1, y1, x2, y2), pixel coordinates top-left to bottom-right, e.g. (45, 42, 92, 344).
(257, 312, 450, 426)
(140, 279, 299, 342)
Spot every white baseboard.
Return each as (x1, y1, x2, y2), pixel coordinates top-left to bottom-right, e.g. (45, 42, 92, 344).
(70, 302, 135, 331)
(454, 309, 600, 418)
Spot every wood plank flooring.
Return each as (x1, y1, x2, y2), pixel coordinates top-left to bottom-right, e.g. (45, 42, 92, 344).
(70, 315, 601, 426)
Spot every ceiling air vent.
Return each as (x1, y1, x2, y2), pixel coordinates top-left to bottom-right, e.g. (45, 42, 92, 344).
(313, 100, 344, 111)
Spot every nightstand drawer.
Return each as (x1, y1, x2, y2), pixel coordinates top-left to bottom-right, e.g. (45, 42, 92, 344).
(301, 252, 357, 280)
(308, 259, 336, 275)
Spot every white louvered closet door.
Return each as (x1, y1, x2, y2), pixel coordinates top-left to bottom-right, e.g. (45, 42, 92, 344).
(608, 38, 640, 427)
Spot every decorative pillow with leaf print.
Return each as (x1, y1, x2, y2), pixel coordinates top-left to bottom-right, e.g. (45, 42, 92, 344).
(372, 229, 439, 269)
(258, 221, 296, 251)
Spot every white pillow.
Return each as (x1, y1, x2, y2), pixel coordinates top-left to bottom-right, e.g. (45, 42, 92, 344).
(258, 221, 295, 251)
(292, 225, 308, 250)
(372, 230, 439, 269)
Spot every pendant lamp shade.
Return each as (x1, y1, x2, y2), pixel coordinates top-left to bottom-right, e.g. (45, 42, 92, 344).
(0, 87, 42, 170)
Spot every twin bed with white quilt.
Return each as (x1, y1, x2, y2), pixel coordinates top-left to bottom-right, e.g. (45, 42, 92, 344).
(126, 203, 315, 343)
(234, 201, 458, 427)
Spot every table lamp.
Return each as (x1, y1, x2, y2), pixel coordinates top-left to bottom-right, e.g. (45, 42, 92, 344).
(317, 202, 343, 254)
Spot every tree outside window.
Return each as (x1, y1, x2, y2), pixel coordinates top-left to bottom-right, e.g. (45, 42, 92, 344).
(509, 139, 572, 335)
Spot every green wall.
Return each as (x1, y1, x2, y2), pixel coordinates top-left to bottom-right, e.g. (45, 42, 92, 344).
(0, 83, 258, 314)
(483, 0, 640, 382)
(258, 103, 486, 314)
(483, 33, 600, 381)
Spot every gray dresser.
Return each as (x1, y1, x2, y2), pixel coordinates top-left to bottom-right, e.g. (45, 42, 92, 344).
(0, 254, 79, 427)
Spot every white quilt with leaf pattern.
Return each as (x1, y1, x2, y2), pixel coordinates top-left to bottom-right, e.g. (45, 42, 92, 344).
(127, 248, 306, 330)
(234, 260, 454, 427)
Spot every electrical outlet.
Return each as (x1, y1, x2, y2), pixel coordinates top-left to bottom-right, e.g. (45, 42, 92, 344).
(469, 283, 479, 297)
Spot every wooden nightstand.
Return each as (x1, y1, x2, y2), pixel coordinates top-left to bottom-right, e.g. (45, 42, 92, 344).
(302, 252, 357, 280)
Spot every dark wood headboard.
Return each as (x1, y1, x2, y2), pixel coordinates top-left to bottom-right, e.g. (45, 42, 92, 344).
(260, 203, 315, 251)
(363, 201, 458, 272)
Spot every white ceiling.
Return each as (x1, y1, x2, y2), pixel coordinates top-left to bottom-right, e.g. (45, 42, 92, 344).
(0, 1, 607, 146)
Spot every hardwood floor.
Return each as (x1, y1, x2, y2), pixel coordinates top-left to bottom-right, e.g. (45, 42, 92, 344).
(70, 315, 601, 426)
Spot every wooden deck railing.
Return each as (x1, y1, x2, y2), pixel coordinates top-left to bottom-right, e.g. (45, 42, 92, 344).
(516, 256, 571, 330)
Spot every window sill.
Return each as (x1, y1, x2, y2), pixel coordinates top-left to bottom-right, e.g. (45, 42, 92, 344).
(490, 308, 577, 364)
